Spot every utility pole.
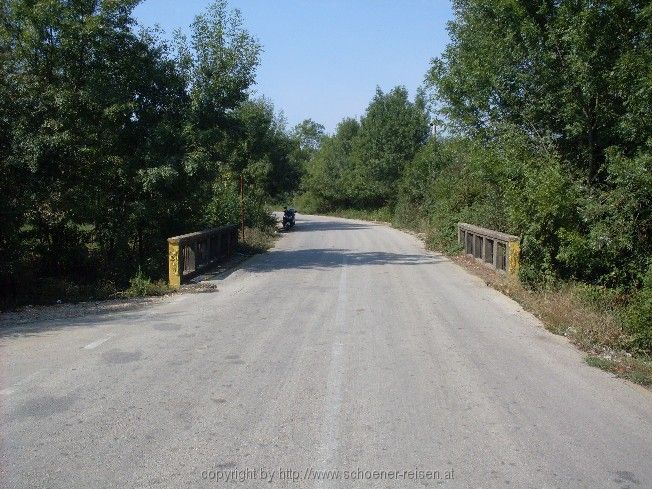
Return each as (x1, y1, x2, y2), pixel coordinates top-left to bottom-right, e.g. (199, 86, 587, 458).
(430, 121, 437, 138)
(240, 174, 245, 241)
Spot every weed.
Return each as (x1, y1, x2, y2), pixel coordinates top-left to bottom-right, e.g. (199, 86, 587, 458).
(121, 268, 172, 298)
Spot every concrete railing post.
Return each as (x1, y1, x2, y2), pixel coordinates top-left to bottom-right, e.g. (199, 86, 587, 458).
(507, 241, 520, 276)
(168, 240, 181, 290)
(458, 223, 520, 276)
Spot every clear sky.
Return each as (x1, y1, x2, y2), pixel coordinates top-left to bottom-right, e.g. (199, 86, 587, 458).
(133, 0, 453, 133)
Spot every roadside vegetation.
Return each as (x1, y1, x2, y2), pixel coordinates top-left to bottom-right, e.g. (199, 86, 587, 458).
(0, 0, 323, 309)
(298, 1, 652, 383)
(120, 269, 172, 299)
(238, 224, 279, 255)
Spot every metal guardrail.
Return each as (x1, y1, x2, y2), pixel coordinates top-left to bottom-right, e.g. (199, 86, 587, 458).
(458, 223, 520, 275)
(167, 225, 238, 289)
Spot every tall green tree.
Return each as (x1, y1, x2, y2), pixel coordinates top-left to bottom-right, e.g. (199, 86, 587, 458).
(0, 0, 306, 306)
(304, 118, 360, 210)
(348, 86, 429, 207)
(302, 87, 429, 211)
(174, 0, 262, 228)
(428, 0, 652, 286)
(292, 119, 326, 153)
(429, 0, 652, 183)
(176, 0, 261, 172)
(1, 0, 189, 285)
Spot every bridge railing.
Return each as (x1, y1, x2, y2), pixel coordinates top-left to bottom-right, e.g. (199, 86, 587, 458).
(458, 223, 520, 275)
(167, 225, 239, 289)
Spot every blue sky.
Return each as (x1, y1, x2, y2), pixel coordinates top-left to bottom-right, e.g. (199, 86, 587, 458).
(133, 0, 453, 133)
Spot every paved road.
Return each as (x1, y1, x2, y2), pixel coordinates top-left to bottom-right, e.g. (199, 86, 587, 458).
(1, 215, 651, 489)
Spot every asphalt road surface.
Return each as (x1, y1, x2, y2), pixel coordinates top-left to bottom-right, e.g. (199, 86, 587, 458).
(1, 215, 651, 489)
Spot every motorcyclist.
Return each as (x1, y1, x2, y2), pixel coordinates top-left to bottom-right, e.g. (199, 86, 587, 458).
(282, 206, 296, 229)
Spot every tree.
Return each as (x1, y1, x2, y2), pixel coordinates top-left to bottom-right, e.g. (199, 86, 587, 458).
(1, 0, 189, 285)
(302, 118, 360, 210)
(0, 0, 306, 306)
(292, 119, 326, 153)
(176, 0, 261, 168)
(429, 0, 652, 183)
(302, 87, 429, 210)
(427, 0, 652, 286)
(230, 98, 301, 203)
(348, 86, 429, 207)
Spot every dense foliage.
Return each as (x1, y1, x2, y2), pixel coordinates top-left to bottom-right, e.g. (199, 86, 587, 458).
(0, 0, 310, 304)
(301, 1, 651, 352)
(303, 87, 429, 209)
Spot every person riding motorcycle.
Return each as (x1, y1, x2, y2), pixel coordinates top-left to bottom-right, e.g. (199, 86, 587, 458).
(282, 206, 296, 231)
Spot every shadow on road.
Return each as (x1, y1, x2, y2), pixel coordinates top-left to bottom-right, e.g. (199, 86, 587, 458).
(243, 248, 441, 273)
(289, 219, 373, 232)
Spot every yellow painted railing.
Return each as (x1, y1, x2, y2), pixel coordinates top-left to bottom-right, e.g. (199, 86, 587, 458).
(167, 225, 238, 289)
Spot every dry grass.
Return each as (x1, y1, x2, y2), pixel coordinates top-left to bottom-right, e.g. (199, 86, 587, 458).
(238, 226, 278, 254)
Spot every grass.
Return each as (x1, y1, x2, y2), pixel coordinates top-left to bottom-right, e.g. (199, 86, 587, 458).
(1, 276, 118, 311)
(102, 226, 278, 299)
(586, 355, 652, 386)
(1, 273, 171, 309)
(238, 225, 278, 254)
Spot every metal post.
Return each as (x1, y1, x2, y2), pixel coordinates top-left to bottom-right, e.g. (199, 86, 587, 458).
(240, 174, 245, 241)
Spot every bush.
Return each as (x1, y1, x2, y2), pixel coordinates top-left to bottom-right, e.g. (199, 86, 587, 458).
(295, 191, 325, 214)
(624, 263, 652, 354)
(123, 269, 171, 298)
(572, 283, 625, 313)
(239, 226, 277, 254)
(555, 149, 652, 287)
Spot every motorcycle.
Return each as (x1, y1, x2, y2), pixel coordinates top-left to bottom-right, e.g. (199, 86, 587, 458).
(282, 207, 296, 231)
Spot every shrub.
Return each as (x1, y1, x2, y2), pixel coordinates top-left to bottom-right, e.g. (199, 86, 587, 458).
(624, 263, 652, 354)
(295, 191, 324, 214)
(123, 268, 171, 298)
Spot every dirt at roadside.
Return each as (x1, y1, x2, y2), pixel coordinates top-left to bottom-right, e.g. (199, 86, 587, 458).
(0, 295, 173, 328)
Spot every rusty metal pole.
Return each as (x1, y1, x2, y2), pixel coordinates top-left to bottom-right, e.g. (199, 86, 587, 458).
(240, 174, 245, 241)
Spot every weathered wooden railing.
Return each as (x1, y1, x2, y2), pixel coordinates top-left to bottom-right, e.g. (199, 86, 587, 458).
(167, 225, 238, 289)
(458, 223, 520, 275)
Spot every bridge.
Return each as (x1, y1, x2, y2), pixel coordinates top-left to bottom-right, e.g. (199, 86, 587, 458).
(1, 215, 651, 488)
